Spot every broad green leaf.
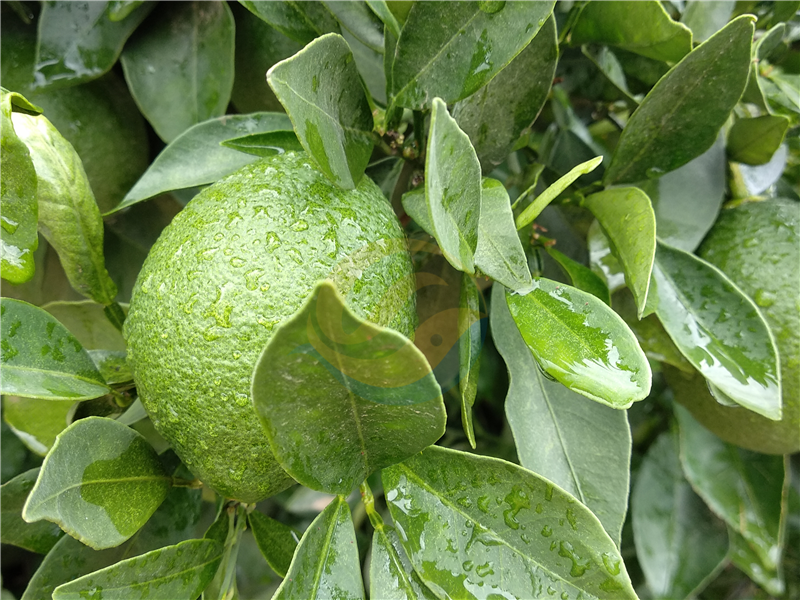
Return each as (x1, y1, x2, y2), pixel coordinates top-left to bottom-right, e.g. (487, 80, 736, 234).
(23, 417, 170, 550)
(458, 273, 483, 449)
(424, 98, 482, 274)
(731, 144, 788, 197)
(342, 26, 387, 105)
(267, 33, 374, 189)
(2, 396, 73, 456)
(604, 16, 754, 184)
(219, 131, 304, 157)
(390, 1, 555, 110)
(452, 16, 558, 172)
(729, 526, 785, 597)
(252, 281, 445, 495)
(0, 298, 109, 401)
(651, 242, 782, 420)
(11, 112, 118, 304)
(1, 468, 64, 554)
(247, 509, 298, 578)
(33, 1, 152, 91)
(631, 431, 728, 599)
(491, 284, 630, 546)
(581, 46, 638, 109)
(401, 188, 433, 236)
(273, 497, 365, 600)
(115, 112, 292, 211)
(571, 1, 692, 63)
(239, 0, 340, 45)
(475, 178, 532, 291)
(120, 1, 235, 143)
(676, 405, 785, 571)
(506, 279, 651, 408)
(516, 156, 603, 230)
(42, 300, 127, 351)
(323, 1, 384, 53)
(583, 187, 656, 318)
(52, 539, 223, 600)
(1, 90, 38, 284)
(587, 221, 626, 294)
(383, 446, 637, 600)
(680, 0, 735, 42)
(108, 1, 144, 21)
(546, 247, 611, 306)
(727, 115, 790, 166)
(366, 0, 401, 38)
(371, 525, 437, 600)
(88, 350, 132, 386)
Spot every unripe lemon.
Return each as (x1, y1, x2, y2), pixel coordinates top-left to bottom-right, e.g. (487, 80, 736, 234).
(124, 153, 417, 502)
(669, 198, 799, 454)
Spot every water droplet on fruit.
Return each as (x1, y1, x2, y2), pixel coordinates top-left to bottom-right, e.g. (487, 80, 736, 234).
(541, 525, 553, 537)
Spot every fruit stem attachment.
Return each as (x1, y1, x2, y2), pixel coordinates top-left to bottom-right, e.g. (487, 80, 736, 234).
(206, 502, 248, 600)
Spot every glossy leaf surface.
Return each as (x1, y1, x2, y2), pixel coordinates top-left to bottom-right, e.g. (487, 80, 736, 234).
(0, 298, 108, 401)
(458, 273, 483, 449)
(273, 496, 365, 600)
(247, 509, 298, 578)
(88, 350, 132, 385)
(43, 300, 127, 351)
(401, 187, 433, 236)
(219, 130, 303, 157)
(632, 431, 728, 599)
(424, 98, 481, 274)
(323, 1, 384, 53)
(681, 0, 735, 42)
(587, 221, 626, 294)
(390, 1, 555, 109)
(506, 279, 650, 408)
(652, 242, 782, 420)
(52, 538, 223, 600)
(727, 115, 790, 166)
(605, 16, 754, 184)
(546, 247, 611, 306)
(252, 281, 445, 495)
(366, 0, 401, 38)
(267, 33, 374, 189)
(583, 187, 655, 317)
(120, 1, 235, 142)
(383, 446, 637, 600)
(370, 524, 437, 600)
(491, 284, 630, 545)
(1, 468, 64, 554)
(2, 396, 73, 456)
(23, 417, 170, 550)
(116, 112, 292, 210)
(239, 0, 339, 45)
(729, 526, 785, 597)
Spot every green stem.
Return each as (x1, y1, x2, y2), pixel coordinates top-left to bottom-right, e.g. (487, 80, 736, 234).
(360, 480, 385, 530)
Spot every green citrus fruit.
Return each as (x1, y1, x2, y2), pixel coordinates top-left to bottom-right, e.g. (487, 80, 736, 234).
(124, 152, 417, 502)
(668, 198, 799, 454)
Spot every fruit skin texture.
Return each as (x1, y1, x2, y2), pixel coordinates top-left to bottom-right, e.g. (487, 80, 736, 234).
(124, 152, 417, 502)
(669, 198, 799, 454)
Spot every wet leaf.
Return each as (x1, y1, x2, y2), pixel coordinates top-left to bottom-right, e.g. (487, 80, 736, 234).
(727, 115, 790, 166)
(546, 247, 611, 306)
(491, 284, 630, 546)
(323, 1, 384, 53)
(506, 279, 651, 408)
(88, 350, 132, 385)
(458, 273, 484, 449)
(583, 187, 655, 318)
(390, 1, 555, 109)
(424, 98, 481, 274)
(115, 112, 292, 211)
(0, 298, 109, 401)
(680, 0, 735, 42)
(729, 526, 785, 597)
(453, 16, 558, 172)
(731, 144, 788, 197)
(120, 1, 235, 142)
(604, 16, 754, 184)
(239, 0, 339, 45)
(383, 446, 638, 600)
(651, 242, 782, 420)
(587, 221, 626, 294)
(23, 417, 170, 550)
(371, 524, 437, 600)
(1, 468, 64, 554)
(219, 131, 304, 157)
(570, 1, 692, 62)
(247, 509, 298, 578)
(42, 300, 127, 351)
(267, 33, 374, 189)
(273, 496, 365, 600)
(252, 281, 445, 495)
(3, 396, 74, 456)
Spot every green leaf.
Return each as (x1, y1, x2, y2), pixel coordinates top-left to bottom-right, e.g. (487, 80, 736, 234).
(23, 417, 170, 550)
(42, 300, 127, 351)
(587, 221, 626, 294)
(52, 538, 224, 600)
(651, 242, 782, 420)
(11, 112, 118, 304)
(583, 187, 656, 318)
(676, 404, 785, 572)
(252, 280, 445, 495)
(383, 446, 638, 600)
(88, 350, 132, 386)
(680, 0, 735, 43)
(401, 188, 433, 235)
(2, 396, 74, 456)
(108, 1, 145, 22)
(366, 0, 401, 39)
(120, 1, 235, 143)
(729, 526, 785, 597)
(727, 115, 790, 166)
(1, 90, 38, 284)
(545, 247, 611, 306)
(570, 1, 692, 63)
(267, 33, 374, 189)
(115, 112, 292, 211)
(273, 496, 365, 600)
(239, 0, 340, 45)
(323, 1, 384, 53)
(342, 26, 387, 105)
(506, 279, 651, 408)
(491, 284, 630, 547)
(0, 298, 109, 401)
(458, 273, 483, 449)
(631, 431, 728, 599)
(424, 98, 482, 274)
(581, 46, 638, 109)
(247, 509, 298, 578)
(604, 16, 755, 185)
(515, 156, 603, 230)
(475, 178, 532, 291)
(390, 1, 555, 110)
(1, 468, 64, 554)
(33, 1, 152, 91)
(370, 524, 438, 600)
(452, 15, 558, 172)
(219, 131, 304, 157)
